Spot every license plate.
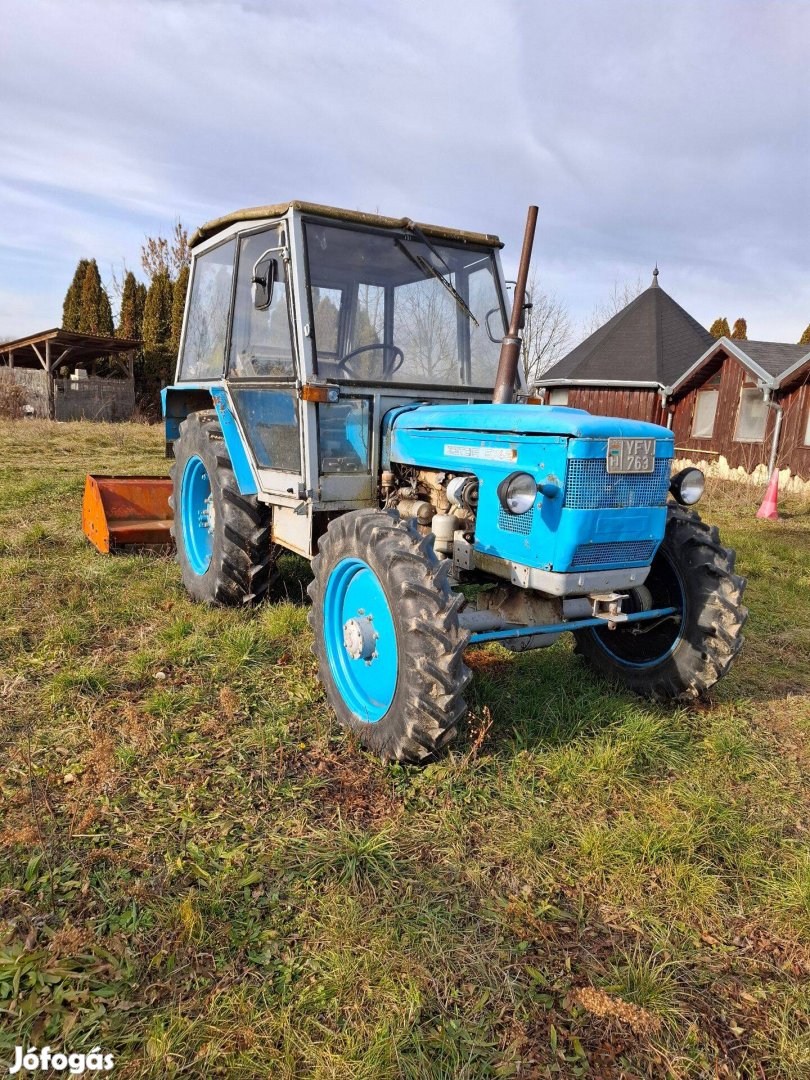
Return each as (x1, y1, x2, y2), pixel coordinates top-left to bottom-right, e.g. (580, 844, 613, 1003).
(606, 438, 656, 474)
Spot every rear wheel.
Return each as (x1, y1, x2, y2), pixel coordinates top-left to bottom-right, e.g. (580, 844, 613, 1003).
(169, 410, 276, 605)
(573, 505, 746, 699)
(308, 510, 470, 763)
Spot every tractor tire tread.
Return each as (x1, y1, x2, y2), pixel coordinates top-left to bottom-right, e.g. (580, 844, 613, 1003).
(573, 505, 746, 701)
(308, 509, 470, 763)
(170, 410, 277, 606)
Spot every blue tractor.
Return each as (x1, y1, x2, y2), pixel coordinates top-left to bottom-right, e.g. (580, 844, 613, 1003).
(157, 201, 745, 762)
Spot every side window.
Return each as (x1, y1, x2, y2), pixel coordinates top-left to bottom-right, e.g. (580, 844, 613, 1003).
(734, 383, 768, 442)
(548, 388, 569, 406)
(692, 389, 719, 437)
(230, 228, 295, 379)
(179, 239, 235, 380)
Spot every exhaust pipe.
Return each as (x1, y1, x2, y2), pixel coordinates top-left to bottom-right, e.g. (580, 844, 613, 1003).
(492, 205, 538, 404)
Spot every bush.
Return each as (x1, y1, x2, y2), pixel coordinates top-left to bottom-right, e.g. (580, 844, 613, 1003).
(0, 373, 26, 419)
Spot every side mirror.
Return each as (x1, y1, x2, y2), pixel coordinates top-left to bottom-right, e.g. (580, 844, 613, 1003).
(251, 252, 277, 310)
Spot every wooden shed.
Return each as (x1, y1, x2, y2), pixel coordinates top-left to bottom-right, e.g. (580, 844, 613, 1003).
(669, 339, 810, 479)
(536, 272, 810, 480)
(0, 329, 140, 421)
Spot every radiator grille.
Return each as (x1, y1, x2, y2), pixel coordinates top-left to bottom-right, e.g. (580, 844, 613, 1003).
(565, 458, 670, 509)
(497, 504, 534, 535)
(571, 540, 657, 568)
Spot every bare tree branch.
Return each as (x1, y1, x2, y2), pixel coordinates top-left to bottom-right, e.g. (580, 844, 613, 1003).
(520, 272, 573, 388)
(583, 275, 645, 336)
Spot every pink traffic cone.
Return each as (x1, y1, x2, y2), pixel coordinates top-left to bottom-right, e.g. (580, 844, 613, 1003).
(756, 469, 779, 521)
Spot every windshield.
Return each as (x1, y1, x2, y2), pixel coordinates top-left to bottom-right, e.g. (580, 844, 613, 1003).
(304, 222, 507, 387)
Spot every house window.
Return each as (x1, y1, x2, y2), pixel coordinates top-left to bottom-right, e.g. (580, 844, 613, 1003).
(548, 388, 569, 406)
(692, 389, 719, 438)
(734, 385, 768, 442)
(803, 400, 810, 447)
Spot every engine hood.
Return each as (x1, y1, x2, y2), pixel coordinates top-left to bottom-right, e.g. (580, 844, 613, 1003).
(393, 403, 671, 441)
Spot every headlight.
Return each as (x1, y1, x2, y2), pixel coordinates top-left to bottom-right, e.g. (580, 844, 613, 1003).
(497, 471, 538, 515)
(669, 467, 704, 506)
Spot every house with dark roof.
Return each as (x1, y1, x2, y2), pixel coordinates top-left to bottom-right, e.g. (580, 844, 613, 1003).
(536, 271, 810, 480)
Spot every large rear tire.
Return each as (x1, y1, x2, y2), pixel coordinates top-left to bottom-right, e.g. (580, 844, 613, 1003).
(573, 505, 746, 700)
(308, 510, 470, 763)
(169, 410, 276, 605)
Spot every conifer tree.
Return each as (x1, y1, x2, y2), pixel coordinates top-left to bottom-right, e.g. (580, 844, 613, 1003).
(135, 283, 147, 338)
(170, 264, 190, 352)
(709, 317, 730, 339)
(142, 271, 173, 349)
(117, 271, 141, 339)
(730, 318, 748, 340)
(76, 259, 106, 330)
(799, 323, 810, 346)
(140, 270, 175, 391)
(62, 259, 90, 330)
(98, 287, 114, 337)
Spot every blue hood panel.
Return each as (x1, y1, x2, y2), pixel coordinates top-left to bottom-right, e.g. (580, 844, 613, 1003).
(393, 403, 670, 441)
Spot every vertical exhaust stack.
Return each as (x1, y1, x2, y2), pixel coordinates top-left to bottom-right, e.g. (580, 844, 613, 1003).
(492, 205, 538, 405)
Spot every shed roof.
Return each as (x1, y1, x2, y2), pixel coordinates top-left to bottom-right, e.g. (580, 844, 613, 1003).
(190, 200, 503, 250)
(0, 329, 140, 371)
(536, 271, 713, 389)
(728, 340, 810, 379)
(671, 337, 810, 396)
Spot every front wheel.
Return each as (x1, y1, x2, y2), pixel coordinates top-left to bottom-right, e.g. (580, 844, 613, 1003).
(307, 510, 470, 763)
(573, 506, 746, 700)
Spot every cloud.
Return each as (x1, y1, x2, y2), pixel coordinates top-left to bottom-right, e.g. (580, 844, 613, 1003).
(1, 0, 808, 340)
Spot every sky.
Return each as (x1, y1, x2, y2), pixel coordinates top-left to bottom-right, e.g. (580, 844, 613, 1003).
(1, 0, 808, 344)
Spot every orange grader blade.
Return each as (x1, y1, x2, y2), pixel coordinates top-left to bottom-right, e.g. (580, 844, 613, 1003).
(82, 475, 174, 553)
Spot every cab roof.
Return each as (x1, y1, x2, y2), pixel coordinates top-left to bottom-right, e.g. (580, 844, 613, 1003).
(190, 201, 503, 250)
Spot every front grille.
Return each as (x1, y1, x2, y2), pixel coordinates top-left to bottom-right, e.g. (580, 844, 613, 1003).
(497, 504, 534, 535)
(571, 540, 657, 568)
(565, 458, 670, 509)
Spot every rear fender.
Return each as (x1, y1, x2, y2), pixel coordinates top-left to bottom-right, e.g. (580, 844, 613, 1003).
(161, 384, 259, 497)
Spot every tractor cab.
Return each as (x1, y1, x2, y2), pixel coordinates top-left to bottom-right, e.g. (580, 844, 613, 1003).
(165, 202, 513, 551)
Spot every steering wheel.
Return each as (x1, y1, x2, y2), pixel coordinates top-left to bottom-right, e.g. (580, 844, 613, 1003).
(337, 343, 405, 378)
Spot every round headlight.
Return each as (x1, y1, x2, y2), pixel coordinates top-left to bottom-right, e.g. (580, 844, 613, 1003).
(497, 471, 538, 515)
(669, 467, 704, 506)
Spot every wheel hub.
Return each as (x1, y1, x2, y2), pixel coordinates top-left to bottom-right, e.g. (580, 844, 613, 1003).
(342, 614, 379, 663)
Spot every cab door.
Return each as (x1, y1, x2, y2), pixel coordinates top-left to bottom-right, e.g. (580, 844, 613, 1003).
(226, 224, 305, 498)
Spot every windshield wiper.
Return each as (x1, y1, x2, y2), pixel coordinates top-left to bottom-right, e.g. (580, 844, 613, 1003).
(395, 236, 479, 328)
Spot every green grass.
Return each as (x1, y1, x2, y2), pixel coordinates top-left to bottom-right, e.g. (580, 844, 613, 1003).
(1, 418, 809, 1078)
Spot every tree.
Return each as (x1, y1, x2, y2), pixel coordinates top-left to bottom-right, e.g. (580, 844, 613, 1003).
(117, 271, 146, 339)
(520, 273, 572, 387)
(141, 220, 190, 281)
(799, 323, 810, 346)
(731, 318, 748, 340)
(709, 317, 730, 339)
(170, 264, 190, 352)
(584, 276, 645, 336)
(62, 259, 90, 330)
(140, 270, 175, 392)
(77, 260, 114, 336)
(142, 271, 173, 350)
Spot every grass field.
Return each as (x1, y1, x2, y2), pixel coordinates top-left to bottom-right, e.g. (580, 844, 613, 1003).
(1, 419, 809, 1078)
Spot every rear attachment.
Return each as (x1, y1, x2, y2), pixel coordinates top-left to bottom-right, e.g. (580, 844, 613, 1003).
(83, 475, 173, 553)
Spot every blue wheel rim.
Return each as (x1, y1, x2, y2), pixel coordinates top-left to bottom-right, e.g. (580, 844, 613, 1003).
(323, 557, 398, 722)
(181, 455, 214, 576)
